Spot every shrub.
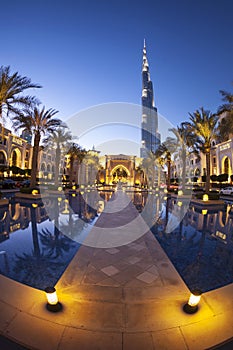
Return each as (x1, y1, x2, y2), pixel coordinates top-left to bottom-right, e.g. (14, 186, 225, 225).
(20, 187, 40, 194)
(195, 192, 220, 200)
(210, 175, 218, 182)
(217, 173, 228, 183)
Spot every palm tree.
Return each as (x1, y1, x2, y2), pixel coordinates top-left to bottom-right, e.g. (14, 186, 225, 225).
(44, 125, 73, 187)
(184, 108, 218, 193)
(83, 151, 100, 185)
(67, 143, 86, 185)
(141, 151, 157, 188)
(0, 65, 41, 121)
(155, 137, 177, 190)
(12, 106, 61, 187)
(217, 88, 233, 141)
(170, 123, 199, 190)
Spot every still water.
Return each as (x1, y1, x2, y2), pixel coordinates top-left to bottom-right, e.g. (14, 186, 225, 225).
(0, 190, 233, 292)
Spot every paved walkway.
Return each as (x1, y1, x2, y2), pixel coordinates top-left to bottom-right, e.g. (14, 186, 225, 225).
(1, 190, 233, 349)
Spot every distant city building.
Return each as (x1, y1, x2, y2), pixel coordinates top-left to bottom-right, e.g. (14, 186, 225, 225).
(140, 40, 160, 158)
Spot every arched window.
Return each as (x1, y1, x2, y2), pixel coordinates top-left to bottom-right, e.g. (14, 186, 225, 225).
(47, 164, 51, 172)
(12, 150, 17, 166)
(0, 152, 6, 164)
(224, 157, 229, 174)
(41, 163, 46, 171)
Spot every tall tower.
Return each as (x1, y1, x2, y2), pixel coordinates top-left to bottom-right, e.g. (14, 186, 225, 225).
(140, 40, 160, 158)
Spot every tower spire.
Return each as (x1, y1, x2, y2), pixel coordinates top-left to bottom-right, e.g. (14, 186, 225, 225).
(142, 39, 149, 72)
(140, 40, 161, 158)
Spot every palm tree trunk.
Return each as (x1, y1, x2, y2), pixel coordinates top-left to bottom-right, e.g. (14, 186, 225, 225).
(69, 156, 74, 186)
(54, 146, 61, 187)
(30, 131, 40, 188)
(181, 151, 186, 191)
(30, 207, 40, 257)
(167, 156, 171, 190)
(205, 151, 211, 193)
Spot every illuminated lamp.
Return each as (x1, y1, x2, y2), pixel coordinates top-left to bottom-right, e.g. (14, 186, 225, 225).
(58, 197, 62, 202)
(202, 194, 209, 201)
(164, 188, 168, 194)
(80, 191, 84, 195)
(72, 185, 76, 190)
(202, 209, 208, 215)
(32, 203, 38, 208)
(58, 186, 62, 192)
(44, 287, 62, 312)
(177, 201, 183, 207)
(183, 290, 202, 314)
(32, 189, 39, 195)
(178, 190, 183, 196)
(156, 187, 159, 191)
(72, 193, 76, 197)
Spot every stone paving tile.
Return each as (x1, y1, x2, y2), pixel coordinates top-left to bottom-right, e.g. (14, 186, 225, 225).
(180, 311, 233, 350)
(126, 297, 214, 332)
(129, 243, 146, 251)
(136, 271, 159, 284)
(112, 265, 144, 284)
(82, 269, 109, 285)
(127, 256, 141, 264)
(147, 265, 160, 276)
(105, 248, 120, 254)
(152, 328, 187, 350)
(123, 332, 154, 350)
(96, 277, 121, 287)
(0, 301, 18, 332)
(59, 326, 122, 350)
(101, 265, 120, 276)
(5, 312, 65, 350)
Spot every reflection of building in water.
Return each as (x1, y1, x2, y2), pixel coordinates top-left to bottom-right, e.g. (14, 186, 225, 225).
(184, 203, 233, 243)
(0, 202, 48, 239)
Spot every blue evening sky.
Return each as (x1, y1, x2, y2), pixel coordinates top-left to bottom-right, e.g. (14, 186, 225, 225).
(1, 0, 233, 153)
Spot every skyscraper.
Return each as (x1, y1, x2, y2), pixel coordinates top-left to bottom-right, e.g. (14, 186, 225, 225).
(140, 40, 160, 158)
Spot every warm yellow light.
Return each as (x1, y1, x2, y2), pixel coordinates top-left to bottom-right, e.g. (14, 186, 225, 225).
(156, 187, 159, 191)
(202, 209, 208, 215)
(177, 201, 183, 207)
(72, 185, 76, 190)
(58, 197, 62, 202)
(203, 194, 209, 201)
(58, 186, 62, 192)
(164, 196, 167, 200)
(178, 190, 183, 196)
(183, 290, 202, 314)
(164, 189, 168, 193)
(32, 203, 38, 208)
(80, 191, 84, 195)
(72, 193, 76, 197)
(188, 292, 201, 307)
(45, 288, 58, 305)
(44, 286, 62, 312)
(65, 199, 69, 203)
(155, 193, 158, 197)
(32, 189, 38, 195)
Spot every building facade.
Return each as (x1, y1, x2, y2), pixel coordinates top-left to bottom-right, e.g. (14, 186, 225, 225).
(140, 40, 160, 158)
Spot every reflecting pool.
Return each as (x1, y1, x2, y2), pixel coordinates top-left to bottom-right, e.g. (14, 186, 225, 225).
(0, 189, 233, 293)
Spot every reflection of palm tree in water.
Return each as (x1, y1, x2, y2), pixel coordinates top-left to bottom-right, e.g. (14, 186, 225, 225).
(13, 206, 64, 289)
